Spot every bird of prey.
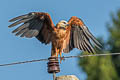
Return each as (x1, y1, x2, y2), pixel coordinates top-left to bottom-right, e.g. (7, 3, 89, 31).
(8, 12, 101, 60)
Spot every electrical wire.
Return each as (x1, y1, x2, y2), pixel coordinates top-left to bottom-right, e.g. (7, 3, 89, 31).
(0, 53, 120, 66)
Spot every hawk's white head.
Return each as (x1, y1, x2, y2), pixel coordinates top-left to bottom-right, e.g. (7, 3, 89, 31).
(57, 20, 69, 29)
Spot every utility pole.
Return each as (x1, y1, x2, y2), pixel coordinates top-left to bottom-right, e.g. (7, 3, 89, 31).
(47, 56, 79, 80)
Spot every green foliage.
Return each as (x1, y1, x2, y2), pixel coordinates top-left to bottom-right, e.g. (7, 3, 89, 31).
(79, 51, 119, 80)
(78, 10, 120, 80)
(107, 10, 120, 76)
(107, 10, 120, 52)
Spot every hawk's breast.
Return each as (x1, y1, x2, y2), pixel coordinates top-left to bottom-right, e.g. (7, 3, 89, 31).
(54, 29, 66, 39)
(52, 28, 67, 49)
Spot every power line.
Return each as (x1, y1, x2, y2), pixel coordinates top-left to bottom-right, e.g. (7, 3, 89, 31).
(64, 53, 120, 59)
(0, 59, 48, 66)
(0, 53, 120, 66)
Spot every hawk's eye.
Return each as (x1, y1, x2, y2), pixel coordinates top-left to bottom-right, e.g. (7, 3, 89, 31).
(63, 22, 66, 24)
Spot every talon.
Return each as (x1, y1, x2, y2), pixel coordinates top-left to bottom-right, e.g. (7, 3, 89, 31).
(62, 56, 65, 61)
(60, 56, 65, 63)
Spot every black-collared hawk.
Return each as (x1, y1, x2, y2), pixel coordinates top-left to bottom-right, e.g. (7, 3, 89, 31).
(8, 12, 101, 60)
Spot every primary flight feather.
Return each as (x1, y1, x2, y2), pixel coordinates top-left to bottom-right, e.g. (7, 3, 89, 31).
(8, 12, 102, 60)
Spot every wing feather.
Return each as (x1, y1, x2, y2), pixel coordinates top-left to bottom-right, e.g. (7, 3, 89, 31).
(8, 17, 33, 28)
(16, 28, 29, 36)
(9, 14, 29, 22)
(12, 23, 30, 33)
(9, 12, 55, 44)
(81, 26, 101, 49)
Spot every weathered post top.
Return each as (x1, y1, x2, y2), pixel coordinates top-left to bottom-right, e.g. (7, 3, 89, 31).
(56, 75, 79, 80)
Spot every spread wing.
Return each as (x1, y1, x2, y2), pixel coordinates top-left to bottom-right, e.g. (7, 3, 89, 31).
(63, 16, 102, 53)
(8, 12, 55, 44)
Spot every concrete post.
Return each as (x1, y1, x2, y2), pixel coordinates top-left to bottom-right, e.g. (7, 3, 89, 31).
(56, 75, 79, 80)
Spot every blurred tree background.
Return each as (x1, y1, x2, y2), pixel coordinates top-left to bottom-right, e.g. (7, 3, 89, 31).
(79, 10, 120, 80)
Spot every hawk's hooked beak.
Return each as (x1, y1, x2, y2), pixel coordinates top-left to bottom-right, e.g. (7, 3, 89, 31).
(66, 24, 69, 26)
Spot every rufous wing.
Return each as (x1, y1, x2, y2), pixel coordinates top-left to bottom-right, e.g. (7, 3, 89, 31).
(8, 12, 55, 44)
(63, 16, 102, 53)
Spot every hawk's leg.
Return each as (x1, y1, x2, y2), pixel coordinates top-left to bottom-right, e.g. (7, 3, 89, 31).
(59, 48, 64, 63)
(56, 49, 59, 57)
(51, 47, 57, 57)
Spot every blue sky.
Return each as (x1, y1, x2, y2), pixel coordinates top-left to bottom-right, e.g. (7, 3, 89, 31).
(0, 0, 120, 80)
